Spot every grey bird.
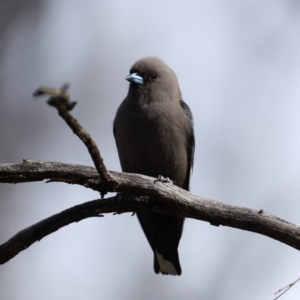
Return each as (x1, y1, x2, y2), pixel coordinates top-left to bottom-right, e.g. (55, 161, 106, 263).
(113, 57, 195, 275)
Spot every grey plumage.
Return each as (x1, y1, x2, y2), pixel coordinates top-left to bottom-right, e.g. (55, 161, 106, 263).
(113, 57, 195, 275)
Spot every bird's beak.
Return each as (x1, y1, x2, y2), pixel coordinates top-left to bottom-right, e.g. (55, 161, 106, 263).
(126, 73, 144, 85)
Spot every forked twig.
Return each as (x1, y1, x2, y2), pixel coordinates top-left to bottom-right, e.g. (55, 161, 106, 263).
(33, 84, 119, 196)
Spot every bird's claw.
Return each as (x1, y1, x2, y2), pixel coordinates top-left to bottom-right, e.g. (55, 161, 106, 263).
(154, 175, 173, 184)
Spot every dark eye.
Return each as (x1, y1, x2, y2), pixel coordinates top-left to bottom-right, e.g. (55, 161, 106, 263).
(149, 72, 157, 80)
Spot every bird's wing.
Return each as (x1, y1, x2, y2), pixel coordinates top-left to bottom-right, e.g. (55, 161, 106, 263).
(179, 100, 195, 191)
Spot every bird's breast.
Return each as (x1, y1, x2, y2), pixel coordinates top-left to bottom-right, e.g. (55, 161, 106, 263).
(114, 102, 188, 187)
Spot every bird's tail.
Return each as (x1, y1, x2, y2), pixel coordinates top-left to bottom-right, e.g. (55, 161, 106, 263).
(154, 249, 182, 276)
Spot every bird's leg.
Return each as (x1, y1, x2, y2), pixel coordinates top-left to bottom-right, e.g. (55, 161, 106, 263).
(154, 175, 173, 184)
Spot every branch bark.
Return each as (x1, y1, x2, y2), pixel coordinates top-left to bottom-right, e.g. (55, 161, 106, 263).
(1, 160, 300, 264)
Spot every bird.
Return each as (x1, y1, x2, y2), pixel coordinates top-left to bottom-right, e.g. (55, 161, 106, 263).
(113, 57, 195, 275)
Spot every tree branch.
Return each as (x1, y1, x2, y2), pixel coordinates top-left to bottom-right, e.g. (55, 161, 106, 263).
(33, 84, 118, 196)
(274, 277, 300, 300)
(1, 84, 300, 274)
(0, 195, 155, 265)
(1, 160, 300, 264)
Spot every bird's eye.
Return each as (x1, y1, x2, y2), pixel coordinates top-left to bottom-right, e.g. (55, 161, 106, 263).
(149, 72, 157, 80)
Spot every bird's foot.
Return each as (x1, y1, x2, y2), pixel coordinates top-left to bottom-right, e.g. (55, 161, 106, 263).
(154, 175, 173, 184)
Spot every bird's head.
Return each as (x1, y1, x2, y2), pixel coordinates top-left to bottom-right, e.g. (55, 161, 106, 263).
(126, 57, 182, 102)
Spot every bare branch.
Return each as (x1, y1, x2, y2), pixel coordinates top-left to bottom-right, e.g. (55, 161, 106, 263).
(0, 195, 155, 264)
(1, 160, 300, 264)
(33, 85, 119, 196)
(274, 277, 300, 300)
(0, 160, 100, 189)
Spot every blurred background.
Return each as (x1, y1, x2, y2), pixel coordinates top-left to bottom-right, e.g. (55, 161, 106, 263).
(1, 1, 300, 299)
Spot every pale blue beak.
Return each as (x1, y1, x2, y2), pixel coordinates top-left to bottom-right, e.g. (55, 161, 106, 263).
(126, 73, 144, 85)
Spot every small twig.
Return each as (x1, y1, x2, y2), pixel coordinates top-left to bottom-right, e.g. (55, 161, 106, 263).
(274, 277, 300, 300)
(33, 84, 119, 196)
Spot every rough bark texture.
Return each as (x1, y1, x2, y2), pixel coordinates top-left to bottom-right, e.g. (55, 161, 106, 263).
(1, 160, 300, 264)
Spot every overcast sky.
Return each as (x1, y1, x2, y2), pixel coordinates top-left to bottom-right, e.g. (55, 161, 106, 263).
(1, 1, 300, 299)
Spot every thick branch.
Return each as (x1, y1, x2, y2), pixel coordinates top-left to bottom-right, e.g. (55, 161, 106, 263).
(1, 161, 300, 264)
